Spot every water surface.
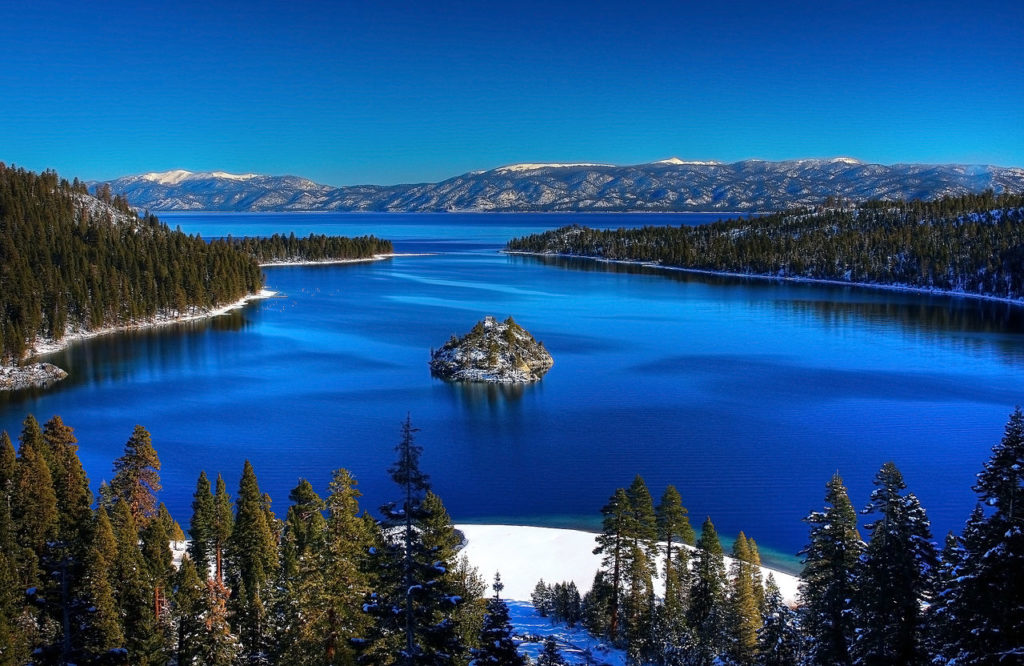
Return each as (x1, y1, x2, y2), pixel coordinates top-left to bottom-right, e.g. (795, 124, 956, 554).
(3, 212, 1022, 572)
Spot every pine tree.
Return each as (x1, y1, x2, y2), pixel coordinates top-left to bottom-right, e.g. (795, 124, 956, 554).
(110, 499, 165, 665)
(472, 574, 525, 665)
(536, 637, 567, 666)
(106, 425, 162, 526)
(687, 517, 728, 665)
(41, 415, 92, 548)
(593, 487, 632, 639)
(657, 484, 694, 633)
(81, 508, 125, 659)
(188, 471, 215, 578)
(226, 460, 279, 665)
(212, 473, 233, 583)
(755, 574, 803, 666)
(200, 578, 240, 666)
(798, 472, 861, 666)
(531, 579, 552, 617)
(939, 408, 1024, 663)
(13, 424, 58, 590)
(728, 532, 763, 665)
(360, 416, 465, 664)
(173, 556, 206, 665)
(851, 462, 936, 665)
(623, 475, 658, 662)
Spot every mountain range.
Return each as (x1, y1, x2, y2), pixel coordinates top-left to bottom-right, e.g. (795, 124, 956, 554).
(95, 158, 1024, 213)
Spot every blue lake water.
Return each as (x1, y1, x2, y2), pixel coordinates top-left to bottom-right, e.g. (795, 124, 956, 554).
(4, 212, 1023, 572)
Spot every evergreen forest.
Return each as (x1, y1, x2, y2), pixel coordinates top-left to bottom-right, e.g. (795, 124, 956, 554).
(531, 408, 1024, 665)
(0, 165, 391, 364)
(506, 192, 1024, 302)
(1, 408, 1022, 664)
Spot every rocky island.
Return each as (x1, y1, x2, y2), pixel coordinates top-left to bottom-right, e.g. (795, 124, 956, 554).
(0, 362, 68, 392)
(430, 316, 553, 383)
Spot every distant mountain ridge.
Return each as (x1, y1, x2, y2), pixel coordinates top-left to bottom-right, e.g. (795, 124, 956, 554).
(96, 158, 1024, 213)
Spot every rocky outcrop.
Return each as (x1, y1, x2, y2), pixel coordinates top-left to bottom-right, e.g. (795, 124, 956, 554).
(430, 316, 553, 383)
(0, 363, 68, 392)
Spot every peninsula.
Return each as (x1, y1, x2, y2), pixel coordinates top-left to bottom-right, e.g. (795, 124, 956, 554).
(429, 316, 554, 383)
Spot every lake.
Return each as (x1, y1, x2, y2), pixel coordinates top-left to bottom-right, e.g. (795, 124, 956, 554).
(4, 211, 1023, 572)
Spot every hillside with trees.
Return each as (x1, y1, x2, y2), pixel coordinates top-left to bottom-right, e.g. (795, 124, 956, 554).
(507, 191, 1024, 303)
(0, 164, 394, 367)
(1, 409, 1021, 664)
(0, 164, 263, 363)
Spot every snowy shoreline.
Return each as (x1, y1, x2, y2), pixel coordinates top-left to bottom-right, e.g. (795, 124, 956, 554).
(0, 289, 278, 392)
(258, 252, 431, 267)
(504, 251, 1024, 308)
(457, 524, 801, 605)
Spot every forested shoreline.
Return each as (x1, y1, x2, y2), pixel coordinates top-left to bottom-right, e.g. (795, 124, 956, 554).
(506, 192, 1024, 304)
(1, 409, 1021, 664)
(0, 164, 393, 366)
(229, 233, 392, 265)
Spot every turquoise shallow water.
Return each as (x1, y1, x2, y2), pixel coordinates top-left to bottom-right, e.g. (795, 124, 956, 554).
(4, 212, 1023, 572)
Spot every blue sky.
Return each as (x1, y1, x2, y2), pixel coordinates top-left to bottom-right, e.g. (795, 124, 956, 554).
(1, 0, 1021, 185)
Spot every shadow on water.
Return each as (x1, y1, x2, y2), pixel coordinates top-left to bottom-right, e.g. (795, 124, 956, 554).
(437, 378, 535, 409)
(514, 253, 1024, 364)
(0, 310, 251, 408)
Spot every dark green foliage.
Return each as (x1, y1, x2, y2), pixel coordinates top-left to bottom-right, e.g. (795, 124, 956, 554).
(229, 232, 392, 263)
(593, 487, 631, 639)
(756, 574, 803, 666)
(0, 163, 264, 362)
(227, 460, 279, 664)
(799, 473, 861, 666)
(687, 517, 728, 665)
(507, 191, 1024, 302)
(213, 473, 234, 583)
(105, 425, 162, 526)
(41, 415, 93, 548)
(360, 416, 468, 664)
(934, 407, 1024, 663)
(536, 637, 567, 666)
(728, 532, 763, 665)
(81, 508, 125, 659)
(851, 462, 936, 665)
(188, 471, 215, 577)
(473, 574, 526, 665)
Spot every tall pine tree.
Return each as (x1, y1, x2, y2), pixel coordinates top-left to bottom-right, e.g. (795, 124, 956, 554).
(851, 462, 936, 665)
(798, 472, 861, 666)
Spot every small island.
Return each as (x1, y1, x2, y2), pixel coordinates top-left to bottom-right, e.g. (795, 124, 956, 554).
(430, 316, 553, 383)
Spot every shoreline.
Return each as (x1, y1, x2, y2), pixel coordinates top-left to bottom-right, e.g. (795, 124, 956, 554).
(258, 252, 430, 267)
(504, 250, 1024, 308)
(457, 524, 801, 605)
(27, 288, 279, 359)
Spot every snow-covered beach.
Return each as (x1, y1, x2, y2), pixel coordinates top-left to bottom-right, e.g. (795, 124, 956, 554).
(258, 252, 431, 267)
(1, 288, 279, 392)
(457, 524, 801, 605)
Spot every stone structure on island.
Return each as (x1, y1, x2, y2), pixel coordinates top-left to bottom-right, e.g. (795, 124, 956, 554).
(429, 316, 554, 383)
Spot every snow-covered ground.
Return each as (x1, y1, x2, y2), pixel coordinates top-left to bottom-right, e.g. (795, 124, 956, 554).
(508, 600, 625, 666)
(457, 524, 801, 604)
(458, 524, 802, 664)
(28, 289, 278, 358)
(258, 252, 430, 267)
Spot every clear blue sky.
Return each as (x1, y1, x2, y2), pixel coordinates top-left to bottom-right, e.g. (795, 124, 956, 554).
(1, 0, 1021, 185)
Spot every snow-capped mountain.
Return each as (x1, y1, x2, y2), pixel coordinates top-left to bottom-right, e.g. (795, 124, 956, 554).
(97, 159, 1024, 212)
